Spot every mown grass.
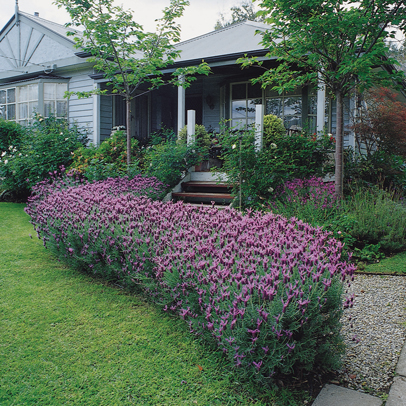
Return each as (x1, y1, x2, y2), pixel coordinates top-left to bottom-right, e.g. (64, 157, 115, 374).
(0, 203, 311, 406)
(362, 251, 406, 275)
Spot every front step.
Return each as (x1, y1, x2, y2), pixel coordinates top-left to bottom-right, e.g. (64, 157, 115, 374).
(172, 178, 234, 207)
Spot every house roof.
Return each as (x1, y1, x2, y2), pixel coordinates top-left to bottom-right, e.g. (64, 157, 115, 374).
(18, 11, 82, 43)
(174, 21, 270, 63)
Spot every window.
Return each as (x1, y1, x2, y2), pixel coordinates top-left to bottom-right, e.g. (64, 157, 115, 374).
(0, 88, 16, 121)
(230, 82, 263, 129)
(0, 81, 68, 125)
(44, 83, 67, 118)
(266, 89, 303, 131)
(17, 84, 38, 126)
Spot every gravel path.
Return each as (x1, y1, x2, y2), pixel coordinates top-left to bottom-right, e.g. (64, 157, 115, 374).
(338, 274, 406, 396)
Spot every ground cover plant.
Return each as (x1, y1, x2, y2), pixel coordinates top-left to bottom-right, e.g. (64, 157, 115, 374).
(25, 175, 356, 389)
(1, 203, 273, 406)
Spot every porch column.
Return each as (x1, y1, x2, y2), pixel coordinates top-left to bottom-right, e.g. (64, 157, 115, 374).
(317, 74, 326, 134)
(187, 109, 196, 146)
(177, 75, 186, 136)
(92, 82, 101, 146)
(255, 104, 264, 152)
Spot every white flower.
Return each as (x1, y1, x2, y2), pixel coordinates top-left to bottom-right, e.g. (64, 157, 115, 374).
(65, 138, 69, 141)
(12, 148, 17, 153)
(4, 159, 8, 164)
(60, 132, 63, 135)
(268, 187, 274, 193)
(270, 143, 277, 149)
(8, 145, 13, 150)
(1, 151, 6, 157)
(232, 144, 236, 149)
(18, 153, 22, 156)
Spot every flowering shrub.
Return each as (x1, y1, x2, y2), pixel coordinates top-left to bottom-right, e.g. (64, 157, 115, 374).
(69, 130, 141, 182)
(26, 178, 355, 385)
(0, 119, 26, 155)
(0, 115, 88, 197)
(218, 124, 335, 208)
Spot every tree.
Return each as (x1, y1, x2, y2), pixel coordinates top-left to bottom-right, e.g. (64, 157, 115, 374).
(214, 1, 264, 30)
(238, 0, 406, 196)
(56, 0, 210, 166)
(352, 87, 406, 157)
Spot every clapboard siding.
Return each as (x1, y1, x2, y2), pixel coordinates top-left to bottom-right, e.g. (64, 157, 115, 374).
(100, 95, 113, 142)
(68, 70, 95, 136)
(202, 76, 225, 132)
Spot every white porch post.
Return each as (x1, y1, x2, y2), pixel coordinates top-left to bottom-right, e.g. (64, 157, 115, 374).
(92, 82, 101, 146)
(187, 109, 196, 146)
(255, 104, 264, 152)
(317, 74, 326, 135)
(177, 75, 186, 136)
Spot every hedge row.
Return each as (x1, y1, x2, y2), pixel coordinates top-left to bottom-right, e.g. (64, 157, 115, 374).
(26, 176, 355, 385)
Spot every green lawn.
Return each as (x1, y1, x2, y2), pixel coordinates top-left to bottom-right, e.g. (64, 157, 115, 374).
(1, 203, 273, 406)
(362, 251, 406, 275)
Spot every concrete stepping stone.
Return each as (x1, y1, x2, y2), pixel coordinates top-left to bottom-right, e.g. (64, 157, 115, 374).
(386, 376, 406, 405)
(312, 384, 382, 406)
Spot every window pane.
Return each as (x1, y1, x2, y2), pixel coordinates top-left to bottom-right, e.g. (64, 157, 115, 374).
(7, 88, 15, 103)
(19, 86, 28, 102)
(266, 98, 282, 116)
(284, 116, 302, 130)
(28, 84, 38, 101)
(44, 83, 56, 99)
(28, 102, 38, 117)
(19, 103, 28, 119)
(56, 101, 67, 117)
(0, 90, 5, 104)
(232, 100, 247, 119)
(283, 97, 302, 117)
(0, 104, 5, 119)
(247, 99, 258, 117)
(44, 101, 54, 117)
(231, 119, 245, 129)
(7, 104, 16, 120)
(56, 83, 67, 99)
(232, 83, 246, 100)
(309, 95, 317, 115)
(248, 82, 262, 98)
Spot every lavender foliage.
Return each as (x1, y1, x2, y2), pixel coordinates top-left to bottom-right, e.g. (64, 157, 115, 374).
(26, 177, 355, 384)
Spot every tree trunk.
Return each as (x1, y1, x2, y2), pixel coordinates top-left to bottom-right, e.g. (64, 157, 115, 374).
(126, 98, 131, 167)
(335, 91, 344, 197)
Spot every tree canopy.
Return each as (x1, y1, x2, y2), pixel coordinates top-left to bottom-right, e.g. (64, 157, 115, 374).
(214, 1, 264, 30)
(56, 0, 210, 165)
(239, 0, 406, 196)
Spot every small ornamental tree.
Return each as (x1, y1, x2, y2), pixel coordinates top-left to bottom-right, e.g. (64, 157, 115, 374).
(56, 0, 210, 166)
(352, 87, 406, 157)
(239, 0, 406, 197)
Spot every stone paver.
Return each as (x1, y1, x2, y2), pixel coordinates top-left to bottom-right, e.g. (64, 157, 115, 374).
(395, 343, 406, 377)
(386, 376, 406, 406)
(312, 384, 382, 406)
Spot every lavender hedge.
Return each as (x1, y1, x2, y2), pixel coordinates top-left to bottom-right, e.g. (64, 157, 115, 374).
(26, 176, 355, 385)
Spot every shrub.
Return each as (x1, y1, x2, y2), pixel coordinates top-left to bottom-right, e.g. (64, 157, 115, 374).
(218, 123, 335, 208)
(178, 124, 211, 149)
(336, 185, 406, 253)
(351, 87, 406, 157)
(263, 114, 286, 147)
(143, 137, 207, 189)
(344, 149, 406, 194)
(26, 178, 355, 386)
(0, 119, 26, 154)
(0, 115, 88, 196)
(270, 177, 339, 226)
(69, 130, 141, 182)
